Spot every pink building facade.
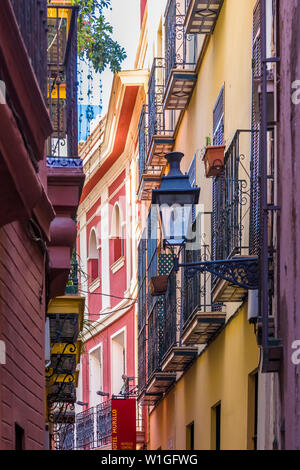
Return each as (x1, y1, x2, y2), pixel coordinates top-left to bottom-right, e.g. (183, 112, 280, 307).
(75, 71, 148, 449)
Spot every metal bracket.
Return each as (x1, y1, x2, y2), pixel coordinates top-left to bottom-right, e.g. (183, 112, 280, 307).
(177, 257, 259, 290)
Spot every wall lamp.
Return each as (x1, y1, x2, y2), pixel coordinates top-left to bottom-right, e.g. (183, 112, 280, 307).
(76, 401, 88, 406)
(151, 152, 258, 290)
(96, 391, 110, 397)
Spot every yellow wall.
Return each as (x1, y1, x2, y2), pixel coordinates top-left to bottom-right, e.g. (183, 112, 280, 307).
(174, 0, 257, 212)
(148, 1, 259, 449)
(149, 303, 259, 450)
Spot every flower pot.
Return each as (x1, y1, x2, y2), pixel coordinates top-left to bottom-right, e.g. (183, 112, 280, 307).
(149, 275, 169, 297)
(203, 145, 225, 177)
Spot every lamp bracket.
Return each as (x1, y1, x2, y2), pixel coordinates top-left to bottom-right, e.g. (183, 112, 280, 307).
(177, 257, 259, 290)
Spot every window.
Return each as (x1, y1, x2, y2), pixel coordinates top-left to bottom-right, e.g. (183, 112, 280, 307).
(111, 330, 126, 395)
(15, 423, 24, 450)
(89, 345, 103, 408)
(88, 229, 99, 282)
(186, 421, 194, 450)
(211, 402, 221, 450)
(111, 204, 124, 263)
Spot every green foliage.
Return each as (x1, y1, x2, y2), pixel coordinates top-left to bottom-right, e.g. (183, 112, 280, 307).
(72, 0, 127, 73)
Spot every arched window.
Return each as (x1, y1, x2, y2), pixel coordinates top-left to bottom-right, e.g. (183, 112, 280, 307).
(88, 229, 99, 282)
(111, 204, 124, 263)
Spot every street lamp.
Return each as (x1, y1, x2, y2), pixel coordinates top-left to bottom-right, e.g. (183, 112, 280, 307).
(152, 152, 200, 246)
(151, 151, 258, 290)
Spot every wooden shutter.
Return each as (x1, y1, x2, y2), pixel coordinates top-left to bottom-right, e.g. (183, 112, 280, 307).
(249, 1, 261, 256)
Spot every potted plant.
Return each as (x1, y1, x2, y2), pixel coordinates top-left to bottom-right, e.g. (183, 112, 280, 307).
(149, 275, 169, 297)
(203, 139, 226, 178)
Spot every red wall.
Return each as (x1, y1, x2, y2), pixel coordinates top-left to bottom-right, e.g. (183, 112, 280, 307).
(82, 306, 135, 405)
(86, 198, 102, 317)
(109, 185, 127, 308)
(0, 221, 46, 450)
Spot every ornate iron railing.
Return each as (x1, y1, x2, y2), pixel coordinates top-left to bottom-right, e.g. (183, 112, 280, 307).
(138, 327, 147, 394)
(96, 401, 112, 448)
(164, 0, 197, 85)
(76, 407, 95, 450)
(10, 0, 48, 97)
(47, 5, 78, 158)
(57, 399, 143, 450)
(211, 130, 253, 279)
(161, 269, 178, 359)
(138, 105, 148, 183)
(147, 300, 164, 380)
(137, 235, 147, 393)
(183, 245, 210, 325)
(58, 423, 75, 450)
(148, 58, 174, 146)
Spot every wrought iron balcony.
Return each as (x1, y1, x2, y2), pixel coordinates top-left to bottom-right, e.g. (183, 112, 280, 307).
(211, 129, 258, 303)
(48, 312, 80, 344)
(76, 406, 96, 450)
(147, 58, 174, 166)
(56, 401, 145, 450)
(137, 105, 162, 200)
(10, 0, 48, 97)
(47, 372, 78, 405)
(160, 269, 198, 372)
(49, 402, 75, 426)
(137, 232, 179, 404)
(47, 342, 81, 377)
(184, 0, 224, 35)
(181, 228, 226, 345)
(164, 0, 198, 109)
(47, 4, 79, 159)
(137, 237, 147, 395)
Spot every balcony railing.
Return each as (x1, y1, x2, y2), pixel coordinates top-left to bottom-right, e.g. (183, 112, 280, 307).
(148, 300, 164, 380)
(164, 0, 198, 109)
(183, 243, 216, 326)
(138, 105, 148, 185)
(161, 269, 178, 359)
(47, 4, 79, 159)
(165, 0, 197, 82)
(209, 130, 260, 302)
(10, 0, 48, 97)
(57, 401, 144, 450)
(147, 58, 175, 165)
(212, 130, 253, 265)
(138, 236, 147, 394)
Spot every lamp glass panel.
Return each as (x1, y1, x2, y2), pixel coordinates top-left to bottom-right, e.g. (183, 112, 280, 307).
(159, 203, 193, 241)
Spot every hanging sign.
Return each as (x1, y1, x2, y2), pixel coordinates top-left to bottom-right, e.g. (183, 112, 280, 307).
(111, 398, 136, 450)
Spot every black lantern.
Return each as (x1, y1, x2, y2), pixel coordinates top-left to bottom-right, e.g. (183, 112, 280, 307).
(152, 152, 200, 244)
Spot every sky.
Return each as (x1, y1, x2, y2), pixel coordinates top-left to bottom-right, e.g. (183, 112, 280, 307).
(78, 0, 141, 140)
(101, 0, 141, 114)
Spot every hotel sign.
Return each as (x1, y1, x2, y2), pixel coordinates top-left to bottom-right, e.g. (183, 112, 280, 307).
(111, 398, 136, 450)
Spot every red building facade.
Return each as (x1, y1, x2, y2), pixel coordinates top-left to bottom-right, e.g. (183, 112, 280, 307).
(0, 1, 84, 449)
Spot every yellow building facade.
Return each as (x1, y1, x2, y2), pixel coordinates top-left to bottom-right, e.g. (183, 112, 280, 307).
(149, 302, 259, 450)
(135, 0, 261, 450)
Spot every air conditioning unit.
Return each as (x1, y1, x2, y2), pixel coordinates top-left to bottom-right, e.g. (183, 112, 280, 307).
(248, 289, 259, 323)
